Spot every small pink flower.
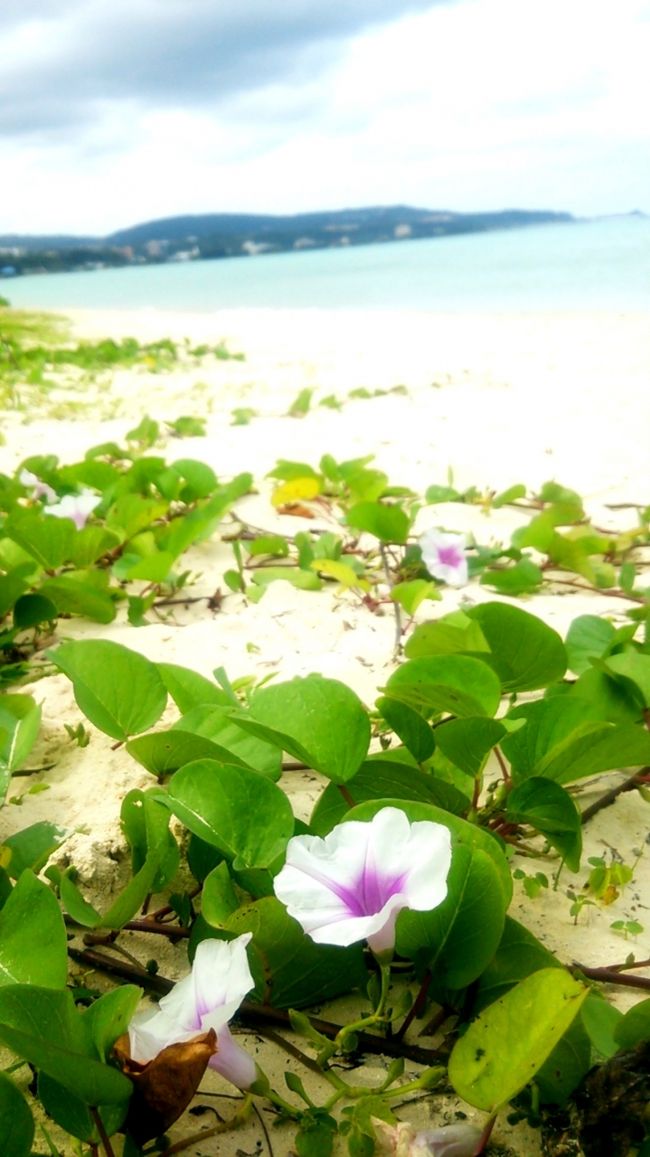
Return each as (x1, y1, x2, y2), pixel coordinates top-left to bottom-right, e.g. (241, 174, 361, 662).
(128, 935, 257, 1089)
(273, 806, 452, 955)
(43, 491, 101, 530)
(419, 529, 468, 588)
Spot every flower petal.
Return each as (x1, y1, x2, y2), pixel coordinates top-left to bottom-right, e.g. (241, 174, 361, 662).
(274, 807, 452, 951)
(207, 1024, 258, 1089)
(129, 934, 255, 1063)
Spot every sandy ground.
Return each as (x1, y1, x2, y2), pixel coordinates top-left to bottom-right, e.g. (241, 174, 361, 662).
(0, 307, 649, 1155)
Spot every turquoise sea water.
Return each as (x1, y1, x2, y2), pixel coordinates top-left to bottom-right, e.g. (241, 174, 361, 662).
(3, 216, 649, 312)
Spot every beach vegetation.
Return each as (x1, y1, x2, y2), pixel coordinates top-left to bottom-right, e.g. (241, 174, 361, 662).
(0, 591, 648, 1150)
(0, 392, 648, 1149)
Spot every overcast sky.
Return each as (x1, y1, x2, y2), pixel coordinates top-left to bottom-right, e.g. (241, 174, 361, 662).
(1, 0, 648, 235)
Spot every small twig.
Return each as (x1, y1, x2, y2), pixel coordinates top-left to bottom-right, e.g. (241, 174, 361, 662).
(580, 770, 648, 824)
(540, 574, 646, 604)
(572, 962, 650, 990)
(254, 1024, 324, 1076)
(253, 1098, 275, 1157)
(123, 916, 191, 939)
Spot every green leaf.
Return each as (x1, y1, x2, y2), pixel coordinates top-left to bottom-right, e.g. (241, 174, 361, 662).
(83, 986, 142, 1062)
(5, 508, 75, 569)
(569, 667, 643, 725)
(448, 968, 588, 1112)
(465, 602, 567, 691)
(0, 871, 67, 988)
(309, 757, 469, 835)
(405, 611, 489, 660)
(168, 759, 294, 870)
(434, 717, 507, 778)
(239, 675, 370, 783)
(0, 986, 132, 1105)
(480, 558, 543, 595)
(491, 483, 527, 507)
(474, 917, 560, 1010)
(502, 697, 650, 784)
(39, 571, 117, 623)
(535, 1017, 592, 1104)
(580, 992, 623, 1059)
(601, 650, 650, 709)
(383, 655, 501, 719)
(120, 791, 179, 891)
(390, 580, 440, 615)
(127, 729, 244, 779)
(157, 662, 232, 712)
(250, 566, 322, 591)
(172, 705, 282, 779)
(49, 639, 167, 740)
(396, 845, 508, 988)
(1, 821, 67, 879)
(614, 998, 650, 1050)
(201, 862, 240, 927)
(12, 592, 57, 629)
(0, 567, 31, 620)
(375, 697, 435, 762)
(222, 897, 367, 1008)
(68, 526, 122, 568)
(346, 501, 410, 544)
(61, 796, 173, 929)
(0, 1072, 34, 1155)
(565, 615, 617, 676)
(506, 778, 582, 870)
(0, 694, 41, 779)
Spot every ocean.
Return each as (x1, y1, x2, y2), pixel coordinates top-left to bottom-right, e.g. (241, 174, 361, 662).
(3, 216, 649, 313)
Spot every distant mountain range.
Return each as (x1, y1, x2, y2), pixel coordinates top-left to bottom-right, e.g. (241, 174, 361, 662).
(0, 205, 576, 277)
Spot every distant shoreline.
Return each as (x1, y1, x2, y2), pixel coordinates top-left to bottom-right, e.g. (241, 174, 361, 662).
(0, 205, 574, 280)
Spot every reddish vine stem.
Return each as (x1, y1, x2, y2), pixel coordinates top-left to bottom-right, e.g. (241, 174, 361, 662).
(493, 745, 511, 784)
(572, 962, 650, 990)
(393, 970, 432, 1042)
(90, 1107, 116, 1157)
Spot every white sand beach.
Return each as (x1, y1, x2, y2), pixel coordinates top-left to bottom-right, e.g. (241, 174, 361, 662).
(1, 306, 648, 1155)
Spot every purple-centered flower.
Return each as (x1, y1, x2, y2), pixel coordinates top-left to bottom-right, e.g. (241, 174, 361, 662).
(273, 806, 452, 955)
(43, 490, 101, 530)
(419, 529, 468, 588)
(128, 935, 257, 1090)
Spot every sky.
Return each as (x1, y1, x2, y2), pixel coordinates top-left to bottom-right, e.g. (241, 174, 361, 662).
(1, 0, 649, 236)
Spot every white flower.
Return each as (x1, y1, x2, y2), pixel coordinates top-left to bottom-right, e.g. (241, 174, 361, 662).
(373, 1119, 483, 1156)
(128, 935, 257, 1089)
(419, 529, 468, 587)
(273, 806, 452, 955)
(43, 491, 101, 530)
(19, 468, 57, 504)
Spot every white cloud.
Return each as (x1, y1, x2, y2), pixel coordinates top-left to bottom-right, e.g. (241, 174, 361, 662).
(0, 0, 648, 232)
